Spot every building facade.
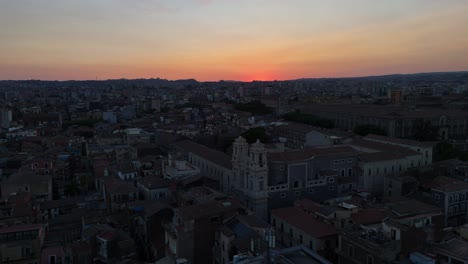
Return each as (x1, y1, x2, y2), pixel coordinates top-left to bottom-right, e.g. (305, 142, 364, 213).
(231, 137, 359, 220)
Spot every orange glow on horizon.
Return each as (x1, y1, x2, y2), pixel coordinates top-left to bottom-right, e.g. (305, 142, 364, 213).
(1, 1, 468, 81)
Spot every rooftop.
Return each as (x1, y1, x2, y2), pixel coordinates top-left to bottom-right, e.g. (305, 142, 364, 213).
(429, 176, 468, 193)
(272, 207, 338, 238)
(365, 134, 435, 148)
(137, 176, 172, 189)
(175, 199, 243, 221)
(351, 208, 392, 225)
(0, 224, 43, 234)
(173, 140, 232, 169)
(388, 199, 441, 217)
(268, 145, 357, 162)
(103, 178, 138, 194)
(434, 238, 468, 261)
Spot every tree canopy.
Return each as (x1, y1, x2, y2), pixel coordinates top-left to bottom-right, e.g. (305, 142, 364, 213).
(234, 101, 273, 115)
(353, 124, 386, 136)
(241, 127, 268, 144)
(283, 111, 334, 129)
(434, 141, 468, 162)
(413, 119, 439, 141)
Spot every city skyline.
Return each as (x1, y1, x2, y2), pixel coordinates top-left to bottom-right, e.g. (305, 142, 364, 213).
(1, 0, 468, 81)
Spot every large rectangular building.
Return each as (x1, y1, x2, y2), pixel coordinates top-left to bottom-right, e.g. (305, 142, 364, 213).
(300, 104, 468, 140)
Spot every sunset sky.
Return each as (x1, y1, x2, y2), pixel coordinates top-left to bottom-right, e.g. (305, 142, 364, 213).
(1, 0, 468, 81)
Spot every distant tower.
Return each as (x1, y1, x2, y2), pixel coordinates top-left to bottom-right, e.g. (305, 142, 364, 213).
(238, 87, 245, 97)
(0, 109, 12, 129)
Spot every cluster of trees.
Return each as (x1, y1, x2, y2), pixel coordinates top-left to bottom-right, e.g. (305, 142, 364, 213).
(241, 127, 268, 144)
(283, 111, 334, 129)
(434, 141, 468, 162)
(353, 125, 387, 136)
(234, 101, 273, 115)
(412, 120, 439, 142)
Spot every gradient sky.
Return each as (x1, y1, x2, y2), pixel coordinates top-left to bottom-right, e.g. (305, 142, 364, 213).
(1, 0, 468, 81)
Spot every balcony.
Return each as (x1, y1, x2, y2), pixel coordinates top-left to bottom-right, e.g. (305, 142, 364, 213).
(307, 180, 327, 187)
(268, 184, 288, 193)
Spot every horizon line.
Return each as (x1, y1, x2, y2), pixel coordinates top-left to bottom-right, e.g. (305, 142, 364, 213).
(1, 70, 468, 83)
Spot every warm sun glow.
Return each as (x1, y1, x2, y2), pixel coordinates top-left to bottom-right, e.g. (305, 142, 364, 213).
(1, 1, 468, 81)
(245, 72, 278, 82)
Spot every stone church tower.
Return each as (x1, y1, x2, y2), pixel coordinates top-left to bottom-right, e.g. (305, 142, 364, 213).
(232, 137, 269, 219)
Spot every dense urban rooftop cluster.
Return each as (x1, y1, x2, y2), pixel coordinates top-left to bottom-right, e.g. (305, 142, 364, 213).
(0, 72, 468, 264)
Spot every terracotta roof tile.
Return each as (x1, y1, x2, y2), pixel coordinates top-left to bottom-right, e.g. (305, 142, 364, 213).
(272, 207, 337, 238)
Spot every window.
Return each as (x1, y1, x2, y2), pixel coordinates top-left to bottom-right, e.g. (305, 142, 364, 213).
(329, 178, 335, 183)
(328, 186, 335, 190)
(272, 218, 276, 228)
(348, 168, 352, 176)
(290, 228, 293, 237)
(280, 193, 287, 198)
(309, 240, 313, 249)
(300, 235, 303, 243)
(49, 255, 56, 264)
(23, 247, 31, 257)
(367, 255, 374, 264)
(293, 180, 299, 188)
(341, 169, 345, 177)
(348, 245, 354, 257)
(368, 169, 371, 176)
(309, 189, 314, 193)
(281, 223, 284, 232)
(259, 181, 264, 191)
(295, 191, 300, 196)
